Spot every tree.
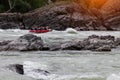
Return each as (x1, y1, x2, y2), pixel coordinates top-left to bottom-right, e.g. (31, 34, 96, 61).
(7, 0, 16, 12)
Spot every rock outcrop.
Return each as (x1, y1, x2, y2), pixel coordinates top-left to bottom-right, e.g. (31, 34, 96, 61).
(0, 34, 44, 51)
(0, 13, 22, 29)
(59, 35, 116, 51)
(1, 34, 120, 52)
(22, 1, 120, 31)
(0, 0, 120, 30)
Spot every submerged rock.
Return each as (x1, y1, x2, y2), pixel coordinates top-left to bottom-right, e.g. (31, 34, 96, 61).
(8, 64, 24, 75)
(8, 63, 50, 76)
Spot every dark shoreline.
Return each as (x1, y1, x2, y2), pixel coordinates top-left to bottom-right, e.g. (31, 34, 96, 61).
(0, 1, 120, 31)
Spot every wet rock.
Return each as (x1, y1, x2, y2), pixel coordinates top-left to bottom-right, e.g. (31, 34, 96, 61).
(7, 34, 44, 51)
(93, 45, 112, 52)
(49, 44, 61, 51)
(61, 41, 84, 50)
(0, 34, 44, 51)
(84, 35, 115, 51)
(0, 40, 12, 51)
(100, 35, 115, 41)
(8, 64, 24, 75)
(0, 40, 12, 46)
(8, 64, 50, 76)
(88, 35, 99, 39)
(60, 35, 116, 51)
(32, 69, 50, 76)
(115, 38, 120, 46)
(42, 45, 50, 51)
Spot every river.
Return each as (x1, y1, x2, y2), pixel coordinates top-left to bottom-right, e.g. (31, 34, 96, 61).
(0, 29, 120, 80)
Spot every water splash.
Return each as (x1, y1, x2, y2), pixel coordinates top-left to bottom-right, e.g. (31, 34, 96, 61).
(107, 73, 120, 80)
(65, 28, 78, 34)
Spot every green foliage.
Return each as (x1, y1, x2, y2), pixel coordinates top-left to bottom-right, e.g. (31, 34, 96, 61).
(0, 0, 49, 13)
(0, 5, 5, 12)
(24, 0, 48, 9)
(12, 0, 31, 13)
(0, 0, 73, 13)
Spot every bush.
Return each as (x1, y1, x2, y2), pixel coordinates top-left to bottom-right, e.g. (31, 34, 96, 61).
(12, 0, 31, 13)
(24, 0, 48, 9)
(0, 5, 5, 12)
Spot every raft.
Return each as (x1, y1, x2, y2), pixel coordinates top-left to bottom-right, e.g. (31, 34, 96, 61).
(30, 30, 51, 33)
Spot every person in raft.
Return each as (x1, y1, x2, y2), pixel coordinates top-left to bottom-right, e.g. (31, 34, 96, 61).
(31, 26, 51, 31)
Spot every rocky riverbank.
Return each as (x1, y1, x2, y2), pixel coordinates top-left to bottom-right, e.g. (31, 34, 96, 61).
(0, 34, 120, 52)
(0, 1, 120, 30)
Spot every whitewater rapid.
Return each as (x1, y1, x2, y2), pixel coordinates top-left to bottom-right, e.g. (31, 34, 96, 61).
(0, 29, 120, 80)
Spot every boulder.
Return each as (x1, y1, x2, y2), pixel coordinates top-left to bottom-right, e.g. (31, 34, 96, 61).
(115, 38, 120, 46)
(50, 44, 61, 51)
(0, 34, 44, 51)
(0, 40, 12, 46)
(61, 41, 84, 50)
(8, 64, 50, 76)
(84, 35, 115, 50)
(8, 64, 24, 75)
(61, 42, 77, 50)
(7, 34, 44, 51)
(60, 35, 116, 51)
(0, 40, 12, 51)
(94, 45, 111, 52)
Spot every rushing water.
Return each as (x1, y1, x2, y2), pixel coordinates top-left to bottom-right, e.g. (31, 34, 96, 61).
(1, 29, 120, 80)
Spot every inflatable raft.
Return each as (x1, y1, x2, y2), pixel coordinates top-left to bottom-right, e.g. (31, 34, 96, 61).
(30, 30, 51, 33)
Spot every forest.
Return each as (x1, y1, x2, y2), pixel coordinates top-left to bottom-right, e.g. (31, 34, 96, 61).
(0, 0, 108, 13)
(0, 0, 53, 13)
(0, 0, 73, 13)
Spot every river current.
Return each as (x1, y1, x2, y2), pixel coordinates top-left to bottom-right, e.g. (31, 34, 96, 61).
(0, 29, 120, 80)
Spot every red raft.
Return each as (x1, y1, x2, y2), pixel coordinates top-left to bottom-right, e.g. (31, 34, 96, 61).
(30, 29, 52, 33)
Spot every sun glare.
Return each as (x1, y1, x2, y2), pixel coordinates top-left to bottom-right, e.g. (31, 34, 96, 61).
(89, 0, 107, 9)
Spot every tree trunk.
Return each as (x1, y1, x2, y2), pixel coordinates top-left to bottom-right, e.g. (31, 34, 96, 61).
(8, 0, 12, 9)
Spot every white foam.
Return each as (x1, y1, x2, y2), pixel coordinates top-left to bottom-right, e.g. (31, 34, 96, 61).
(54, 74, 102, 80)
(23, 61, 57, 80)
(23, 61, 48, 72)
(107, 73, 120, 80)
(23, 61, 102, 80)
(0, 29, 4, 32)
(65, 28, 78, 34)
